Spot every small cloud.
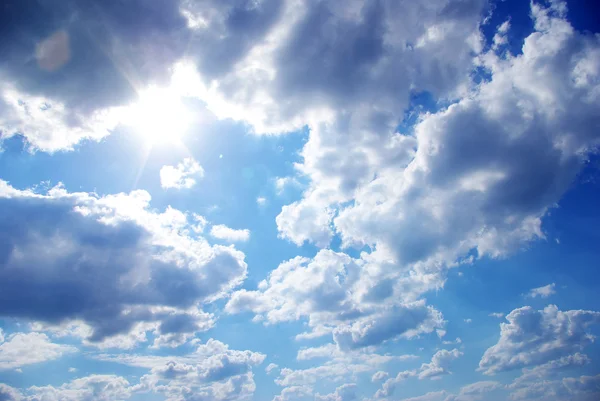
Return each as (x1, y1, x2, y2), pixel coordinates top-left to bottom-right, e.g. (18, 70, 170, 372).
(68, 367, 77, 373)
(210, 224, 250, 242)
(443, 337, 462, 345)
(265, 363, 279, 374)
(160, 157, 204, 189)
(191, 214, 208, 233)
(15, 368, 22, 373)
(464, 318, 473, 324)
(489, 312, 504, 319)
(526, 283, 556, 299)
(274, 176, 300, 195)
(256, 197, 267, 206)
(372, 371, 389, 382)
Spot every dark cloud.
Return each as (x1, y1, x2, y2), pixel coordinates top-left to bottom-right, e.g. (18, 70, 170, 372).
(0, 183, 247, 344)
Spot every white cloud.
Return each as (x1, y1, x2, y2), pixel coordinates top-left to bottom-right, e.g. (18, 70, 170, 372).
(0, 85, 121, 153)
(276, 197, 334, 247)
(275, 177, 301, 195)
(275, 363, 371, 388)
(508, 353, 599, 400)
(268, 0, 600, 325)
(479, 305, 600, 375)
(374, 349, 462, 398)
(226, 249, 444, 350)
(489, 313, 504, 319)
(372, 371, 389, 382)
(97, 339, 265, 401)
(210, 224, 251, 242)
(418, 348, 463, 379)
(160, 158, 204, 189)
(315, 383, 357, 401)
(266, 363, 279, 374)
(0, 383, 21, 401)
(28, 375, 131, 401)
(273, 385, 313, 401)
(256, 196, 267, 206)
(525, 283, 556, 298)
(0, 332, 76, 370)
(0, 181, 247, 347)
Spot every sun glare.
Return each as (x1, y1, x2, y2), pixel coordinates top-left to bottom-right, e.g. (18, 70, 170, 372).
(124, 86, 191, 145)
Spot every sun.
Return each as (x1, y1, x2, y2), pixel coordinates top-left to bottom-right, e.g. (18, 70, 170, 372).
(123, 86, 192, 145)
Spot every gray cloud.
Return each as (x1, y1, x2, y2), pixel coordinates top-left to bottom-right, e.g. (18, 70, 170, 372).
(479, 305, 600, 375)
(0, 181, 246, 346)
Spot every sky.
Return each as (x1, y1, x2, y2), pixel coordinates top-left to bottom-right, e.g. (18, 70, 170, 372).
(0, 0, 600, 400)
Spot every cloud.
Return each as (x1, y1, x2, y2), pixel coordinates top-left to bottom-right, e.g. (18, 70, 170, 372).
(266, 363, 279, 374)
(96, 338, 265, 400)
(525, 283, 556, 299)
(371, 371, 389, 382)
(273, 385, 313, 401)
(0, 86, 121, 152)
(27, 375, 131, 401)
(0, 332, 76, 370)
(275, 177, 301, 195)
(315, 384, 357, 401)
(418, 348, 463, 379)
(0, 0, 194, 151)
(0, 181, 247, 346)
(210, 224, 251, 243)
(256, 197, 267, 206)
(160, 158, 204, 189)
(0, 384, 21, 401)
(375, 349, 462, 398)
(478, 305, 600, 375)
(226, 249, 444, 350)
(275, 363, 371, 388)
(489, 313, 504, 318)
(508, 354, 599, 400)
(276, 197, 334, 247)
(268, 0, 600, 311)
(396, 381, 502, 401)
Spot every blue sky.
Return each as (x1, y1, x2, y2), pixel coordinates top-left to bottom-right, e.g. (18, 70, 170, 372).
(1, 0, 600, 400)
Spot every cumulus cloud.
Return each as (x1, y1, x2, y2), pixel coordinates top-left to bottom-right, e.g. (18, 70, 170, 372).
(479, 305, 600, 375)
(374, 349, 462, 398)
(96, 338, 265, 400)
(0, 332, 76, 370)
(315, 384, 357, 401)
(226, 249, 444, 350)
(525, 283, 556, 299)
(0, 180, 247, 346)
(0, 384, 21, 401)
(28, 375, 131, 401)
(508, 354, 599, 400)
(268, 0, 600, 324)
(273, 385, 313, 401)
(276, 197, 334, 247)
(418, 348, 463, 379)
(210, 225, 251, 243)
(266, 363, 279, 374)
(372, 371, 389, 382)
(395, 381, 502, 401)
(160, 158, 204, 189)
